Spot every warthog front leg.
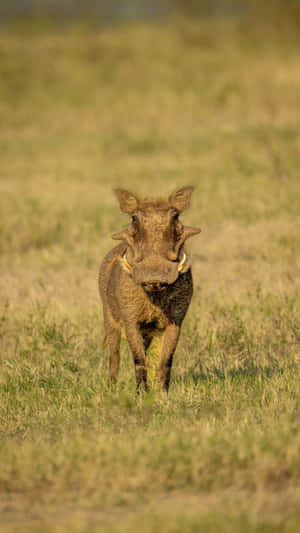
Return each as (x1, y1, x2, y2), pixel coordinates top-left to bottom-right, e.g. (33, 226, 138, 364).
(159, 324, 181, 392)
(125, 323, 148, 391)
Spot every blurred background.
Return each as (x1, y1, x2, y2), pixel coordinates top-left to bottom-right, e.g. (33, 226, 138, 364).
(1, 0, 300, 24)
(0, 1, 261, 20)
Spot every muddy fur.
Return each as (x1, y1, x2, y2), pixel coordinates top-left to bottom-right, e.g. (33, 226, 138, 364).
(99, 187, 200, 391)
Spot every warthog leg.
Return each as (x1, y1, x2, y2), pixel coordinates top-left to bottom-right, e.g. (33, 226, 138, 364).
(125, 323, 148, 391)
(142, 334, 153, 353)
(106, 325, 121, 384)
(159, 324, 181, 392)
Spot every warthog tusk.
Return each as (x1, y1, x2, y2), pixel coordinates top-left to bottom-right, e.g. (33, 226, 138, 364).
(121, 252, 132, 273)
(177, 252, 187, 273)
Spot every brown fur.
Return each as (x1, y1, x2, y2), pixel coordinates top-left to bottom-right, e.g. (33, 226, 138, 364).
(99, 187, 200, 391)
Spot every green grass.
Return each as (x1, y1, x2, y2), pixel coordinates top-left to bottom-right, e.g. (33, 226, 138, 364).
(1, 11, 300, 532)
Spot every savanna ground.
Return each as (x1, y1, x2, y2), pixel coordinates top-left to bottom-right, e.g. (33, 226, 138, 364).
(1, 6, 300, 532)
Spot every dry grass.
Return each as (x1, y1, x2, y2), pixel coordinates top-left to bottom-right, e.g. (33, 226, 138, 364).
(0, 11, 300, 532)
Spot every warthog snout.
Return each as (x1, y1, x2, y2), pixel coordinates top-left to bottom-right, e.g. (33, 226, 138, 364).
(131, 255, 180, 286)
(99, 186, 201, 392)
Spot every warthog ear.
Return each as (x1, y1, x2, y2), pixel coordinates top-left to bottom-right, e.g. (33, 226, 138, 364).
(114, 189, 139, 214)
(168, 186, 195, 212)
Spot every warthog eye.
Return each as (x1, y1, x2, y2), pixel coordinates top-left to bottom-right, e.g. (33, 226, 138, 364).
(131, 215, 139, 234)
(175, 220, 183, 238)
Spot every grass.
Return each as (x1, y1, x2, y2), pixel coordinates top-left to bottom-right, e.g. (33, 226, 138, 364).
(1, 9, 300, 532)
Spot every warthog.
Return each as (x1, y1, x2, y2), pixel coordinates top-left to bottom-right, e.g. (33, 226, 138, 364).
(99, 186, 200, 391)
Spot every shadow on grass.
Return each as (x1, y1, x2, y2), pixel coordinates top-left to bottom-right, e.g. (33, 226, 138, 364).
(175, 362, 288, 386)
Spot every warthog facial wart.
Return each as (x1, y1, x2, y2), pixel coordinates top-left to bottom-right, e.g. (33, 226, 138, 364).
(99, 186, 201, 391)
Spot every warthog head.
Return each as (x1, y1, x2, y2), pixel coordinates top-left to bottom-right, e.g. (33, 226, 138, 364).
(112, 186, 201, 291)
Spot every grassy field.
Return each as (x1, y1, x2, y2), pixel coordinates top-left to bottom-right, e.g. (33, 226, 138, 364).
(1, 10, 300, 532)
